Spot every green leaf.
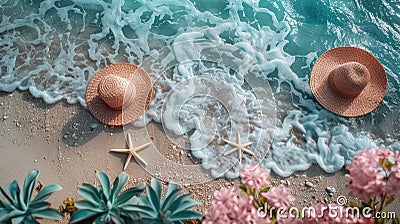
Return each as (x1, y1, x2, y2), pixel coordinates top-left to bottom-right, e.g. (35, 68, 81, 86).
(78, 184, 102, 206)
(169, 194, 191, 211)
(0, 209, 10, 222)
(3, 209, 26, 222)
(379, 158, 385, 167)
(21, 170, 39, 209)
(0, 186, 13, 205)
(125, 204, 156, 218)
(110, 215, 124, 224)
(110, 172, 128, 204)
(97, 172, 111, 201)
(75, 201, 105, 212)
(260, 186, 271, 193)
(384, 159, 395, 170)
(238, 185, 247, 193)
(120, 209, 140, 221)
(32, 184, 62, 203)
(7, 181, 20, 209)
(114, 183, 146, 207)
(146, 185, 161, 212)
(109, 207, 120, 217)
(70, 209, 100, 223)
(361, 200, 372, 208)
(349, 201, 359, 208)
(384, 195, 395, 206)
(11, 214, 27, 224)
(161, 185, 179, 211)
(28, 202, 50, 212)
(168, 210, 202, 221)
(171, 199, 200, 215)
(32, 208, 63, 220)
(392, 217, 399, 224)
(94, 214, 106, 224)
(150, 178, 162, 201)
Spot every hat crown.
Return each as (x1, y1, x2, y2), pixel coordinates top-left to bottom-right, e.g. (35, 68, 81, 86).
(97, 75, 136, 110)
(328, 62, 370, 99)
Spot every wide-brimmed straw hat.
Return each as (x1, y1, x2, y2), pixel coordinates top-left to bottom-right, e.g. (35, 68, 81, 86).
(310, 46, 387, 117)
(86, 63, 152, 126)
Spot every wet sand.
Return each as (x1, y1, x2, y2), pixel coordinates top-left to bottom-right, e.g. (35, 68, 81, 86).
(0, 91, 398, 223)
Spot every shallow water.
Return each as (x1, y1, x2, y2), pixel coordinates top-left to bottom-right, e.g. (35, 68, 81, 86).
(0, 0, 399, 177)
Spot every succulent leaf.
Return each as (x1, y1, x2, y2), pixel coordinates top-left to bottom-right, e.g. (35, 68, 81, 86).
(97, 171, 111, 200)
(168, 210, 203, 221)
(110, 172, 128, 204)
(0, 171, 62, 223)
(77, 183, 103, 206)
(70, 209, 100, 223)
(71, 172, 145, 223)
(32, 184, 62, 203)
(7, 181, 20, 208)
(32, 208, 64, 220)
(114, 183, 145, 207)
(21, 170, 38, 209)
(138, 178, 201, 223)
(75, 201, 105, 212)
(0, 186, 13, 205)
(146, 185, 161, 212)
(161, 184, 179, 211)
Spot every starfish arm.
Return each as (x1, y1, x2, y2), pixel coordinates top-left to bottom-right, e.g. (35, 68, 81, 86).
(237, 132, 241, 145)
(133, 142, 152, 152)
(110, 148, 130, 152)
(243, 142, 253, 147)
(239, 149, 243, 164)
(123, 154, 133, 171)
(224, 140, 241, 148)
(126, 134, 134, 148)
(242, 148, 255, 155)
(224, 147, 239, 156)
(132, 152, 148, 166)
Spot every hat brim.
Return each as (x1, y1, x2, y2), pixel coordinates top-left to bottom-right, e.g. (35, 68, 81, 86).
(86, 63, 152, 126)
(310, 46, 387, 117)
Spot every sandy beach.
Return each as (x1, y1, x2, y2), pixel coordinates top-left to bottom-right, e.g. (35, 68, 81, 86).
(0, 90, 399, 223)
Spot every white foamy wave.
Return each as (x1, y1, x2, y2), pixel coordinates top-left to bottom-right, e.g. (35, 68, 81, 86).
(1, 0, 399, 178)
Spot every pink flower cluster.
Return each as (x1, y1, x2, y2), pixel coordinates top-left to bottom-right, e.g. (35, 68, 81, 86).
(345, 148, 400, 201)
(239, 165, 271, 191)
(302, 203, 374, 224)
(261, 184, 295, 209)
(203, 187, 270, 224)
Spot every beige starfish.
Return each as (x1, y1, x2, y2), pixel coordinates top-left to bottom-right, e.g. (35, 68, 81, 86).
(110, 134, 151, 170)
(223, 132, 254, 164)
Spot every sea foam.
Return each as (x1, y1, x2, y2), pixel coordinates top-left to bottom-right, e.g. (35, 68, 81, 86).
(0, 0, 399, 177)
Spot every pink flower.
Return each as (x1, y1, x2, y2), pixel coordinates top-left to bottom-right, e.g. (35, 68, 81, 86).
(345, 148, 399, 201)
(212, 187, 238, 208)
(240, 165, 271, 191)
(261, 184, 294, 209)
(386, 164, 400, 197)
(203, 188, 271, 223)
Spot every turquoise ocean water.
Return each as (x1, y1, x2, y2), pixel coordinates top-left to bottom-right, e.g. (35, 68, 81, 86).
(0, 0, 399, 177)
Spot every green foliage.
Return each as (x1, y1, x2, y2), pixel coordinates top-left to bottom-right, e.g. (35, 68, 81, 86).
(70, 171, 146, 224)
(0, 170, 63, 223)
(136, 178, 202, 223)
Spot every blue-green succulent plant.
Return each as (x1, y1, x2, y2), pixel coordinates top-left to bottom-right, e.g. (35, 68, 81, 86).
(0, 170, 63, 223)
(70, 171, 146, 223)
(136, 178, 202, 223)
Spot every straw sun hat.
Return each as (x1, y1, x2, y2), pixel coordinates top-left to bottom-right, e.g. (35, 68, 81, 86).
(310, 46, 387, 117)
(86, 63, 152, 126)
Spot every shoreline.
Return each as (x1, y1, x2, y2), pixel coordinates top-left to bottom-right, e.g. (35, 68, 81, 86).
(0, 90, 398, 223)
